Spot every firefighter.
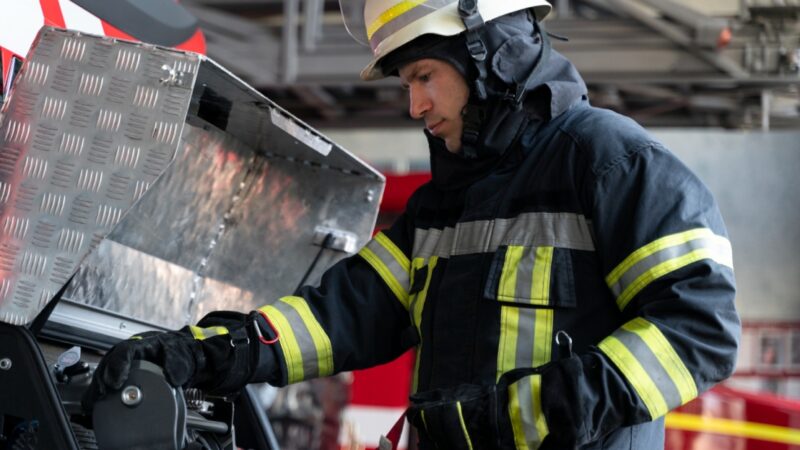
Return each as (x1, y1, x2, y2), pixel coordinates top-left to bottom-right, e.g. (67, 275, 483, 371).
(87, 1, 741, 448)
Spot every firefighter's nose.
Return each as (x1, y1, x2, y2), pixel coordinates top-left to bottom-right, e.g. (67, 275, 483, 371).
(408, 86, 431, 120)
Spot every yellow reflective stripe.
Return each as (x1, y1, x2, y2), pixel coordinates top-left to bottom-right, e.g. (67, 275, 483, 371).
(189, 326, 205, 340)
(533, 308, 553, 367)
(607, 229, 712, 284)
(260, 304, 305, 383)
(530, 247, 553, 305)
(412, 257, 437, 333)
(616, 247, 724, 310)
(496, 305, 520, 382)
(359, 232, 411, 310)
(606, 228, 733, 310)
(498, 246, 524, 300)
(455, 401, 474, 450)
(622, 318, 697, 404)
(359, 246, 410, 309)
(188, 326, 229, 340)
(509, 374, 549, 449)
(666, 413, 800, 446)
(367, 0, 426, 39)
(532, 375, 548, 440)
(280, 296, 334, 378)
(412, 349, 423, 394)
(421, 410, 429, 433)
(598, 336, 669, 419)
(410, 256, 437, 393)
(496, 303, 554, 382)
(508, 381, 529, 449)
(375, 232, 410, 272)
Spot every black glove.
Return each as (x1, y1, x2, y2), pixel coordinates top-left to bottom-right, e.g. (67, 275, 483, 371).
(83, 310, 280, 412)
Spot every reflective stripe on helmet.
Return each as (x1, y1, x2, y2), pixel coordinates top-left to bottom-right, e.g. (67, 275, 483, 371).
(357, 0, 552, 80)
(367, 0, 455, 50)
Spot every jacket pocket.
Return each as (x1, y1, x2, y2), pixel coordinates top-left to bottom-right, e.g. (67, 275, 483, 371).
(486, 245, 576, 380)
(484, 245, 575, 308)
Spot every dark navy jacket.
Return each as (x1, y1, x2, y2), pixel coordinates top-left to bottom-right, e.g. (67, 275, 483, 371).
(258, 51, 740, 449)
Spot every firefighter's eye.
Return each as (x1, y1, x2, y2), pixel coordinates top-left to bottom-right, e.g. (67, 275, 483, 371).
(418, 73, 431, 83)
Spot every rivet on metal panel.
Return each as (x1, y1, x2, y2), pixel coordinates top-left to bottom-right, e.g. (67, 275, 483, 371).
(121, 386, 143, 406)
(160, 64, 185, 86)
(366, 190, 375, 203)
(0, 358, 12, 370)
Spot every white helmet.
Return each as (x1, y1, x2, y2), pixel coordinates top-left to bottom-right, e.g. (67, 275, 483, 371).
(340, 0, 552, 80)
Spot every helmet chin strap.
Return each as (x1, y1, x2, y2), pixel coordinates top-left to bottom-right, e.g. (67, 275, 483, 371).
(457, 2, 552, 160)
(457, 0, 489, 159)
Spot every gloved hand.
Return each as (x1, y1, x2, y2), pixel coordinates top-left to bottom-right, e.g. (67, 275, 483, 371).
(83, 310, 280, 411)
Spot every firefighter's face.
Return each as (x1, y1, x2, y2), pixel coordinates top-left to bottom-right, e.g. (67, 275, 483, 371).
(399, 58, 470, 153)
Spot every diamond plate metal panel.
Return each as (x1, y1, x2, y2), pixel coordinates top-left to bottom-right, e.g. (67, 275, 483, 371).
(0, 28, 200, 325)
(65, 123, 384, 329)
(3, 28, 384, 332)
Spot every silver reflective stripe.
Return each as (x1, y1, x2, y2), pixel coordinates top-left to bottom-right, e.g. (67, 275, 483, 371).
(612, 327, 683, 411)
(413, 212, 594, 259)
(363, 234, 411, 303)
(367, 0, 456, 50)
(271, 300, 321, 378)
(496, 306, 553, 381)
(513, 247, 537, 302)
(516, 375, 543, 444)
(609, 234, 731, 299)
(412, 227, 455, 261)
(515, 308, 536, 369)
(488, 213, 594, 253)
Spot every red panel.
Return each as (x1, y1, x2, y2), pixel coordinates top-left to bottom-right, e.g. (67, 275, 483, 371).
(39, 0, 66, 28)
(350, 350, 414, 407)
(669, 385, 800, 450)
(1, 48, 14, 79)
(173, 28, 206, 55)
(381, 172, 431, 213)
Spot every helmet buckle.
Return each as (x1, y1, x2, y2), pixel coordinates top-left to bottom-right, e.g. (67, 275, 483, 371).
(466, 38, 487, 62)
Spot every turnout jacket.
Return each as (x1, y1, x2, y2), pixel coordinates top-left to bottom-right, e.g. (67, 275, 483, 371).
(253, 56, 740, 449)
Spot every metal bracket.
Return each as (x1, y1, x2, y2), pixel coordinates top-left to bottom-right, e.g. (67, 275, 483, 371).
(312, 226, 358, 254)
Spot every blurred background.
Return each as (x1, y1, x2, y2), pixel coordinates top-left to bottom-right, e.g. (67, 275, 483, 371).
(2, 0, 799, 448)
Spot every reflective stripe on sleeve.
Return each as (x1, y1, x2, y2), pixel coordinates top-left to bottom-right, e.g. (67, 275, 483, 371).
(598, 317, 698, 420)
(606, 228, 733, 310)
(509, 374, 549, 449)
(188, 326, 229, 340)
(358, 232, 411, 310)
(258, 296, 334, 384)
